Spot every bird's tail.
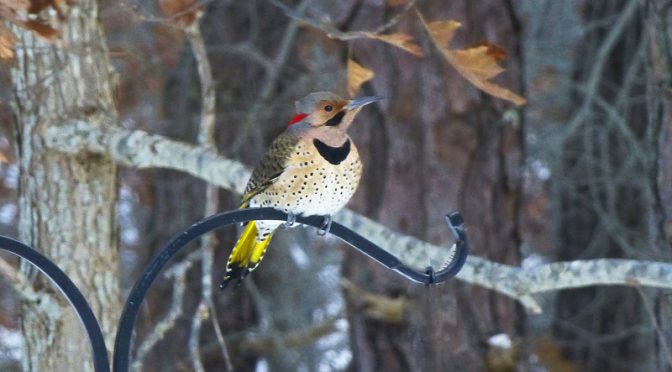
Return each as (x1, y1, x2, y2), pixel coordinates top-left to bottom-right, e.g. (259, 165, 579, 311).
(220, 221, 273, 289)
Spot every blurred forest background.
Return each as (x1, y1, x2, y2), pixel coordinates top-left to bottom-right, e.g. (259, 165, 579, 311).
(1, 0, 671, 371)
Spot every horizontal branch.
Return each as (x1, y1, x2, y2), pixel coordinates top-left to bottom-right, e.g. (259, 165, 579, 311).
(43, 120, 251, 194)
(44, 121, 672, 313)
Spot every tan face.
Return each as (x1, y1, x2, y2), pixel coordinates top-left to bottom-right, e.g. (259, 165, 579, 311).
(307, 100, 348, 127)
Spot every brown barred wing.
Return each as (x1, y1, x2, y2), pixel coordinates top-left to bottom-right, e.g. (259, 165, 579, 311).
(240, 132, 300, 208)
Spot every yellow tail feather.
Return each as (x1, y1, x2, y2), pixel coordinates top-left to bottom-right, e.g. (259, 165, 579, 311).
(221, 221, 273, 288)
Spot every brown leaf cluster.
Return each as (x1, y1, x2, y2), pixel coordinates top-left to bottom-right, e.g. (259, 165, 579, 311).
(158, 0, 203, 28)
(0, 24, 17, 60)
(347, 58, 374, 97)
(418, 13, 526, 106)
(0, 0, 70, 61)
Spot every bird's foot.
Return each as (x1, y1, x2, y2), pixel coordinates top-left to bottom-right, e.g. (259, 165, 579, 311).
(317, 215, 332, 236)
(281, 212, 296, 229)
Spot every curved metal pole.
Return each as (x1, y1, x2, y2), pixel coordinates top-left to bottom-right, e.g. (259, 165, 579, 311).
(0, 236, 110, 372)
(113, 208, 468, 372)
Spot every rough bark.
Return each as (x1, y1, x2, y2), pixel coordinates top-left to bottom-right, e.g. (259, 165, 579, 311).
(10, 0, 120, 370)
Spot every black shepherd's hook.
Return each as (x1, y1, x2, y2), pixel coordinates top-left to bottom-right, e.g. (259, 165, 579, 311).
(113, 208, 468, 372)
(0, 236, 110, 372)
(0, 208, 467, 372)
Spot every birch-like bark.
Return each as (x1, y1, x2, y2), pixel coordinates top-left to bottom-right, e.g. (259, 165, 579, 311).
(11, 0, 120, 370)
(44, 122, 672, 313)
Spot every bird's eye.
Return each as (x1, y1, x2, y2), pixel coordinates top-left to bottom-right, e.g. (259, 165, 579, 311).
(324, 105, 333, 112)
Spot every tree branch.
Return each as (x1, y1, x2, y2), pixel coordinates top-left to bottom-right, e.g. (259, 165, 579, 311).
(267, 0, 417, 41)
(185, 19, 234, 371)
(0, 255, 42, 302)
(237, 317, 339, 355)
(130, 249, 198, 371)
(43, 121, 672, 314)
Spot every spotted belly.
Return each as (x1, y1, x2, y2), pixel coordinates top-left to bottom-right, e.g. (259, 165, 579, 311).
(249, 141, 362, 233)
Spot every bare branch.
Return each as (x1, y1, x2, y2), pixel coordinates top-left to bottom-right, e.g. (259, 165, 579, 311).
(232, 0, 311, 153)
(131, 250, 199, 371)
(0, 256, 65, 328)
(209, 42, 275, 72)
(562, 0, 640, 140)
(186, 23, 216, 148)
(189, 302, 208, 372)
(635, 286, 672, 368)
(239, 317, 339, 354)
(185, 18, 234, 371)
(0, 255, 41, 302)
(43, 122, 672, 314)
(267, 0, 417, 41)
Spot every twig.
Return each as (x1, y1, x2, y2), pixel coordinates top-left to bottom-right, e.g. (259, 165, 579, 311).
(186, 18, 233, 372)
(267, 0, 417, 40)
(232, 0, 311, 153)
(634, 285, 672, 368)
(186, 23, 216, 148)
(130, 250, 200, 371)
(189, 302, 208, 372)
(0, 255, 41, 302)
(243, 278, 287, 353)
(562, 0, 640, 141)
(238, 316, 340, 354)
(209, 42, 275, 73)
(119, 0, 213, 25)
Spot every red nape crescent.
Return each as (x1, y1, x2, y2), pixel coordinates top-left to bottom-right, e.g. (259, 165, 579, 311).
(288, 113, 308, 127)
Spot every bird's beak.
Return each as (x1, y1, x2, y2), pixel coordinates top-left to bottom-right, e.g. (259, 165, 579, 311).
(345, 96, 384, 110)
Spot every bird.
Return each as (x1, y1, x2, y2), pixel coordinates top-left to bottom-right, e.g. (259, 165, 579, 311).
(220, 91, 382, 289)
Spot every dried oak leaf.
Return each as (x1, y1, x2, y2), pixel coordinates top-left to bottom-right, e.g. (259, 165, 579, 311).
(363, 32, 423, 57)
(0, 25, 17, 61)
(158, 0, 203, 28)
(475, 41, 507, 62)
(418, 14, 526, 106)
(1, 0, 63, 42)
(347, 58, 374, 97)
(29, 0, 69, 18)
(20, 19, 60, 40)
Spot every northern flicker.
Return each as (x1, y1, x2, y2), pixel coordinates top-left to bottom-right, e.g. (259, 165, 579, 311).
(221, 91, 382, 289)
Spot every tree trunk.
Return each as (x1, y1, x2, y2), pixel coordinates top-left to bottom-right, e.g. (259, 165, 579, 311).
(11, 0, 120, 370)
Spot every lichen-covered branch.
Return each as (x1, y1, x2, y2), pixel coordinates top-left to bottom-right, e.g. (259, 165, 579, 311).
(44, 121, 672, 313)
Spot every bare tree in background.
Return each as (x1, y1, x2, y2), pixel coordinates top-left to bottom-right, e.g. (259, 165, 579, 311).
(7, 0, 120, 370)
(553, 1, 672, 371)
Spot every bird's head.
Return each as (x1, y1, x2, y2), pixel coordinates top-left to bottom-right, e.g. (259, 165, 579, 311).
(288, 91, 383, 131)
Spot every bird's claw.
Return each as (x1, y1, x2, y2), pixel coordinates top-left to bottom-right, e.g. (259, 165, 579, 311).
(282, 212, 296, 229)
(317, 215, 332, 236)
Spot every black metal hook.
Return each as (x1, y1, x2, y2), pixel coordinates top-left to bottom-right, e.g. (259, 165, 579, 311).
(113, 207, 468, 372)
(0, 236, 110, 372)
(0, 208, 467, 372)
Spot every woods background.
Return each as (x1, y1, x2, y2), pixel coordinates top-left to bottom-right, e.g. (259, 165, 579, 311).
(0, 0, 671, 371)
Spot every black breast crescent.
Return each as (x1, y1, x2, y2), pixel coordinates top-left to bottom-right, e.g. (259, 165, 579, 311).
(313, 139, 351, 165)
